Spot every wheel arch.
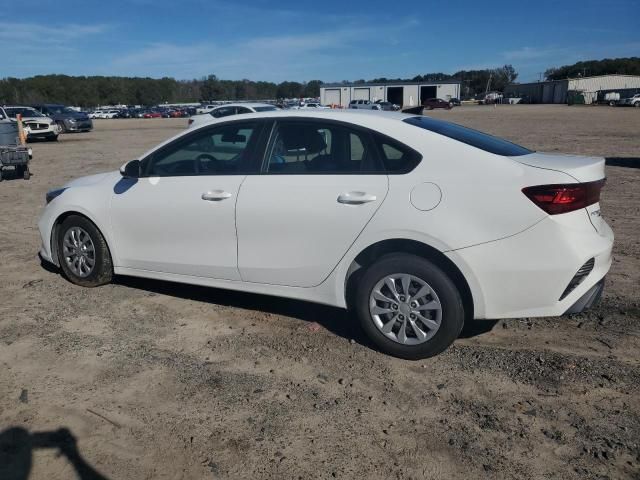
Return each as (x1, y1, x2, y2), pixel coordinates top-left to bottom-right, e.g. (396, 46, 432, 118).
(50, 211, 113, 267)
(344, 239, 474, 322)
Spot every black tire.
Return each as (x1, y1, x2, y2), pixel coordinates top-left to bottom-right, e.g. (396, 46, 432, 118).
(56, 121, 67, 134)
(47, 135, 59, 142)
(57, 215, 113, 287)
(355, 253, 465, 360)
(15, 165, 30, 180)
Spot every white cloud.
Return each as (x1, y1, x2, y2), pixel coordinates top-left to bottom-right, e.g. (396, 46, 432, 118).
(107, 22, 418, 81)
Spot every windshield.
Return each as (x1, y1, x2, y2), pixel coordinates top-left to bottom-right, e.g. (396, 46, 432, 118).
(404, 116, 533, 156)
(253, 106, 278, 112)
(5, 107, 44, 118)
(47, 106, 76, 114)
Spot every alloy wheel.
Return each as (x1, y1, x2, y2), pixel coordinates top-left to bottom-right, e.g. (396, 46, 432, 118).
(62, 227, 96, 278)
(369, 273, 443, 345)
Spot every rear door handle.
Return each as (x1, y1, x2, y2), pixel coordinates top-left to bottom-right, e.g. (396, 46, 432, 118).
(337, 191, 377, 205)
(202, 190, 232, 201)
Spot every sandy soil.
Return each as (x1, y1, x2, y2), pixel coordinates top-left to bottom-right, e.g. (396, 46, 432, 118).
(0, 105, 638, 480)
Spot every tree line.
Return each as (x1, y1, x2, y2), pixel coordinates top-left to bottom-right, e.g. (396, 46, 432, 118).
(0, 75, 323, 108)
(1, 57, 636, 107)
(545, 57, 640, 80)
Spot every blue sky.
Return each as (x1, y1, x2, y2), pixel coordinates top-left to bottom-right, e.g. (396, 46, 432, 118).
(1, 0, 638, 82)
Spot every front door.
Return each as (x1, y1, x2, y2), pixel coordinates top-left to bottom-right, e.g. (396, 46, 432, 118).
(110, 120, 264, 280)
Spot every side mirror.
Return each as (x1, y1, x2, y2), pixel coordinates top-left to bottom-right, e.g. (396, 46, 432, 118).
(120, 159, 141, 178)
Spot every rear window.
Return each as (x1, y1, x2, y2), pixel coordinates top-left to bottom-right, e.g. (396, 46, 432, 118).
(404, 116, 532, 156)
(253, 106, 278, 112)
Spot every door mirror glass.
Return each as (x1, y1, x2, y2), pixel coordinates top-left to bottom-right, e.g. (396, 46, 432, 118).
(120, 159, 141, 178)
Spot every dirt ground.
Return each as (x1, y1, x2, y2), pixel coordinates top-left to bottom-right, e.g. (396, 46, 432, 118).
(0, 105, 638, 480)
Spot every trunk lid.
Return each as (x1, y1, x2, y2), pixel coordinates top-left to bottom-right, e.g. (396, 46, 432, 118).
(514, 152, 607, 233)
(513, 152, 605, 183)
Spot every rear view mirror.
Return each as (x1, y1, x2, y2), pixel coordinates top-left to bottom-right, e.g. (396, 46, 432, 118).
(120, 159, 141, 178)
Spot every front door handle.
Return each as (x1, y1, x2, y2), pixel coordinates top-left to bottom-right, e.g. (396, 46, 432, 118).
(202, 190, 232, 201)
(337, 191, 377, 205)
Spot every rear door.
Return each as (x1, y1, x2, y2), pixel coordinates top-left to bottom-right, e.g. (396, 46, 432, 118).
(236, 119, 389, 287)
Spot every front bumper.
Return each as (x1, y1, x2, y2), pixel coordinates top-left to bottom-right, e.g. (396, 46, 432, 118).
(64, 119, 93, 131)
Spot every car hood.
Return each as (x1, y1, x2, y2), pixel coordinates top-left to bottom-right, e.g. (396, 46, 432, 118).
(56, 111, 90, 120)
(63, 171, 120, 189)
(21, 116, 54, 124)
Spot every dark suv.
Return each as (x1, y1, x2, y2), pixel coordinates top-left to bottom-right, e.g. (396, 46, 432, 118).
(31, 104, 93, 133)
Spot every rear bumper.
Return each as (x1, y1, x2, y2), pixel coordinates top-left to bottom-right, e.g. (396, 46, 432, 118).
(564, 278, 605, 315)
(448, 210, 613, 319)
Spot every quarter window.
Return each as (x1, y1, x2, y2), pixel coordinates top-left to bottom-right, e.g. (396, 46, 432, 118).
(144, 122, 259, 177)
(374, 135, 422, 173)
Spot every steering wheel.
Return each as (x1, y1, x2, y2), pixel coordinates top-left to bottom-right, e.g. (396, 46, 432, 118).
(195, 153, 219, 173)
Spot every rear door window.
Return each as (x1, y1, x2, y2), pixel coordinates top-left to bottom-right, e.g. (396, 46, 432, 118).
(265, 120, 381, 174)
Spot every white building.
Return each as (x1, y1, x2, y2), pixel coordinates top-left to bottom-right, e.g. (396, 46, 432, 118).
(320, 81, 462, 108)
(504, 75, 640, 104)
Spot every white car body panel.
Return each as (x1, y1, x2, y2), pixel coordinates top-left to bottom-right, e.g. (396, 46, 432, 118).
(38, 110, 613, 321)
(109, 175, 244, 280)
(236, 174, 389, 286)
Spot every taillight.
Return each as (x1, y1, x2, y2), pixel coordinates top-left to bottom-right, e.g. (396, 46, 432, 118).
(522, 179, 605, 215)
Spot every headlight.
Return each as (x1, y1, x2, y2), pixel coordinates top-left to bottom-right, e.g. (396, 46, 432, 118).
(45, 188, 67, 204)
(68, 118, 77, 123)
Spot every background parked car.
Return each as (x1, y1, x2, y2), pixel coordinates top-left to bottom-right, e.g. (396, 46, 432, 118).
(31, 104, 93, 133)
(374, 101, 401, 111)
(423, 98, 452, 110)
(349, 100, 382, 110)
(101, 110, 121, 119)
(617, 93, 640, 107)
(196, 104, 216, 114)
(0, 105, 60, 142)
(188, 103, 279, 127)
(143, 111, 163, 118)
(298, 103, 330, 109)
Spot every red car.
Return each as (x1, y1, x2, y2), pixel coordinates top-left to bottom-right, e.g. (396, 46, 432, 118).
(423, 98, 452, 110)
(143, 111, 162, 118)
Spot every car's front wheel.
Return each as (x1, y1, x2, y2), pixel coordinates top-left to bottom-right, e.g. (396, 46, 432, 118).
(57, 215, 113, 287)
(355, 254, 465, 359)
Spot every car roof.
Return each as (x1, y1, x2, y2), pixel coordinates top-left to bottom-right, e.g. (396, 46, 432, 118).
(193, 108, 413, 127)
(213, 103, 275, 109)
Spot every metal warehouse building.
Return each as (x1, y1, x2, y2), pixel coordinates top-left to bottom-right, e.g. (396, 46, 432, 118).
(504, 75, 640, 104)
(320, 81, 462, 108)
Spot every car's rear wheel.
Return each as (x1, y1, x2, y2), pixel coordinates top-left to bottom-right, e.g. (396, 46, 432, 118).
(57, 215, 113, 287)
(355, 254, 465, 359)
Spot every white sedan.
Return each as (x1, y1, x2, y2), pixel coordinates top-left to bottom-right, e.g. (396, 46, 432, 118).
(38, 110, 613, 359)
(188, 103, 278, 128)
